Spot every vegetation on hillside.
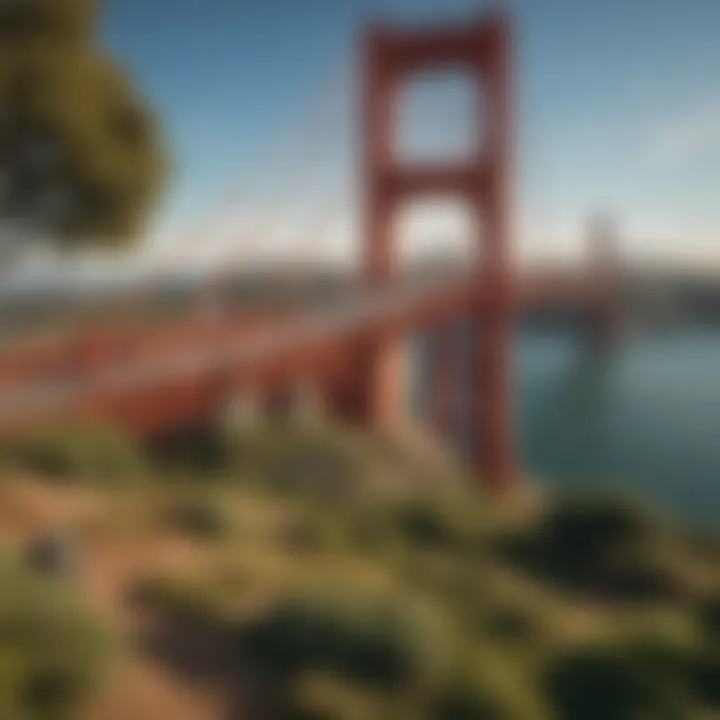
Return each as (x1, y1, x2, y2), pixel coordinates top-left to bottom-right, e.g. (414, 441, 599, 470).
(0, 420, 718, 718)
(0, 554, 116, 719)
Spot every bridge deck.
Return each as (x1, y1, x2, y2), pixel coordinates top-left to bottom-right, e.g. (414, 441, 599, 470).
(0, 267, 606, 435)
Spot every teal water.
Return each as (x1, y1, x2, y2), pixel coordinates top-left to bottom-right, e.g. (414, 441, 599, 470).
(410, 330, 720, 527)
(517, 331, 720, 527)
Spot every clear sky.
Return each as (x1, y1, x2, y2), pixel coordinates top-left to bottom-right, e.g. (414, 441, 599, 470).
(97, 0, 720, 271)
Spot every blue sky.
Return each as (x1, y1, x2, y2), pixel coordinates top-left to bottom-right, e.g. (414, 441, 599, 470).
(98, 0, 720, 269)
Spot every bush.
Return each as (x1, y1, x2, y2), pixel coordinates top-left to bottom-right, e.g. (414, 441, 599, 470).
(0, 556, 116, 720)
(431, 647, 550, 720)
(226, 424, 360, 498)
(287, 673, 397, 720)
(387, 497, 482, 556)
(275, 512, 348, 555)
(482, 605, 544, 643)
(0, 422, 148, 486)
(510, 495, 679, 600)
(240, 586, 452, 690)
(127, 574, 219, 621)
(344, 508, 400, 556)
(544, 643, 693, 720)
(687, 650, 720, 709)
(145, 427, 230, 478)
(697, 595, 720, 641)
(170, 496, 234, 540)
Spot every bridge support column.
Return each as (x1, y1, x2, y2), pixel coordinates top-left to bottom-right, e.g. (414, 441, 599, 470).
(473, 295, 516, 492)
(329, 337, 405, 429)
(470, 14, 518, 493)
(360, 336, 406, 429)
(430, 322, 459, 443)
(354, 11, 520, 492)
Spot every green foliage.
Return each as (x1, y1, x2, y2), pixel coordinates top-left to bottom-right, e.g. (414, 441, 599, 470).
(342, 507, 399, 555)
(2, 419, 713, 718)
(0, 555, 116, 719)
(481, 604, 544, 643)
(128, 573, 220, 622)
(431, 647, 551, 720)
(240, 586, 452, 690)
(275, 513, 344, 555)
(697, 595, 720, 641)
(544, 637, 708, 720)
(170, 496, 234, 540)
(607, 618, 720, 712)
(388, 497, 482, 553)
(227, 424, 361, 498)
(287, 673, 398, 720)
(688, 650, 720, 709)
(0, 422, 149, 485)
(115, 460, 719, 720)
(0, 0, 165, 243)
(497, 494, 680, 601)
(146, 428, 231, 479)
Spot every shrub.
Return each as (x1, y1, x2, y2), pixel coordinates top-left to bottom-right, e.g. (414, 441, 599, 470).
(511, 494, 679, 600)
(0, 556, 116, 720)
(0, 422, 148, 486)
(388, 499, 480, 553)
(687, 650, 720, 709)
(697, 595, 720, 641)
(170, 496, 234, 540)
(275, 512, 348, 555)
(344, 508, 400, 556)
(431, 647, 550, 720)
(127, 574, 219, 621)
(482, 605, 543, 643)
(544, 643, 693, 720)
(287, 673, 396, 720)
(239, 586, 452, 690)
(145, 427, 230, 478)
(226, 424, 360, 498)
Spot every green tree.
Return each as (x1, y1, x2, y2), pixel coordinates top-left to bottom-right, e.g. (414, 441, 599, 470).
(0, 0, 166, 246)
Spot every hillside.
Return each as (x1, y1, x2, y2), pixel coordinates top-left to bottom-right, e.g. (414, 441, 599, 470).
(0, 421, 717, 719)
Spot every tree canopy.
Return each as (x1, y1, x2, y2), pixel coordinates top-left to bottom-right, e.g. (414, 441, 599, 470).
(0, 0, 166, 246)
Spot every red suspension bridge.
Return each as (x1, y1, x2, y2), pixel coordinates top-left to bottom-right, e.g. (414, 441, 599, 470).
(0, 10, 618, 493)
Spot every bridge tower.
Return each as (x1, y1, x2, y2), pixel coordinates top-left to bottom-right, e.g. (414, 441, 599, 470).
(348, 10, 518, 491)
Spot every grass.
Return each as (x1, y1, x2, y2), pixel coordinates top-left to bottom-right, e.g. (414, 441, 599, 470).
(0, 419, 718, 718)
(0, 422, 149, 487)
(0, 554, 117, 720)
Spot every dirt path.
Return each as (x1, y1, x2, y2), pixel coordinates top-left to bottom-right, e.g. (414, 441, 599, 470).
(83, 660, 229, 720)
(0, 478, 236, 720)
(79, 534, 235, 720)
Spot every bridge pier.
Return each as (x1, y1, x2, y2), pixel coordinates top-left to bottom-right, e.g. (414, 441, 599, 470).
(472, 299, 517, 492)
(358, 338, 406, 429)
(327, 338, 405, 429)
(429, 320, 467, 445)
(430, 323, 455, 440)
(352, 11, 520, 493)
